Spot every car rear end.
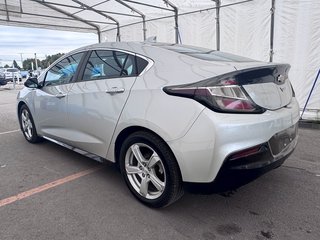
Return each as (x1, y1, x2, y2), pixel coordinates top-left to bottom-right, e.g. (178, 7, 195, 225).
(159, 46, 299, 186)
(5, 68, 21, 81)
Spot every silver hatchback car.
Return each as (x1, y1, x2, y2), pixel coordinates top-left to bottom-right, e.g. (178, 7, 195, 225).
(18, 42, 299, 207)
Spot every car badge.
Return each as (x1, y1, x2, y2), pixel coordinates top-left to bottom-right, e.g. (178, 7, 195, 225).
(277, 74, 285, 83)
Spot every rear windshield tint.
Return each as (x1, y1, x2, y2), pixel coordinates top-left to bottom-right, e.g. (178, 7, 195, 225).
(160, 45, 256, 62)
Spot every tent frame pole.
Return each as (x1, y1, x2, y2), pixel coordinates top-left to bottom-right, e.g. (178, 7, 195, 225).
(115, 0, 146, 40)
(121, 0, 174, 12)
(4, 0, 9, 21)
(42, 1, 140, 18)
(32, 0, 101, 42)
(71, 0, 121, 41)
(0, 9, 117, 25)
(213, 0, 221, 50)
(101, 0, 253, 35)
(300, 69, 320, 119)
(164, 0, 179, 44)
(269, 0, 275, 62)
(121, 0, 178, 43)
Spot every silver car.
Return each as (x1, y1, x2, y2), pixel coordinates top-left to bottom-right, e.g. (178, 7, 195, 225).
(17, 42, 299, 207)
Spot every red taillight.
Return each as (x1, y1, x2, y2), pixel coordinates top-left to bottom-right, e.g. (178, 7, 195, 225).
(221, 99, 255, 110)
(229, 145, 263, 161)
(164, 85, 264, 113)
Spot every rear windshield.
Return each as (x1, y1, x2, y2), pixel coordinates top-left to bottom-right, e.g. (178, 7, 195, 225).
(7, 69, 18, 72)
(160, 45, 256, 62)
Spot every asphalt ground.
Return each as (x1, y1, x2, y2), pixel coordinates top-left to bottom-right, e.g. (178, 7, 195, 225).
(0, 84, 319, 240)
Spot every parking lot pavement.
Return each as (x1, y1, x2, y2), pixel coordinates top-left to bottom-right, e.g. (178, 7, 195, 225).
(0, 88, 319, 240)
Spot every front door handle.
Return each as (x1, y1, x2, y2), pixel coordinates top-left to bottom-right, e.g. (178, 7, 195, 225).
(105, 87, 125, 94)
(55, 92, 67, 99)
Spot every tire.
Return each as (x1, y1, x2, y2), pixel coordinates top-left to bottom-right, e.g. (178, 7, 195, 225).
(119, 131, 184, 208)
(19, 105, 42, 143)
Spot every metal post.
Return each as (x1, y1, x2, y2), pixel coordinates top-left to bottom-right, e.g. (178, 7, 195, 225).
(174, 8, 179, 44)
(19, 53, 23, 69)
(300, 69, 320, 119)
(4, 0, 9, 21)
(163, 0, 179, 44)
(33, 0, 101, 42)
(115, 0, 147, 40)
(269, 0, 275, 62)
(34, 53, 38, 70)
(214, 0, 221, 50)
(19, 0, 23, 13)
(142, 15, 147, 40)
(97, 28, 102, 43)
(71, 0, 121, 42)
(13, 72, 16, 89)
(116, 23, 121, 41)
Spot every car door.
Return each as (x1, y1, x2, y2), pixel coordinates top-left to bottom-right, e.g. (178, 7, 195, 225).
(66, 49, 139, 157)
(34, 52, 85, 142)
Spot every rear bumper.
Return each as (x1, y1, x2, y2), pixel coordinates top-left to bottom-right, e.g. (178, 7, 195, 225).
(227, 122, 298, 170)
(183, 124, 298, 193)
(168, 98, 300, 183)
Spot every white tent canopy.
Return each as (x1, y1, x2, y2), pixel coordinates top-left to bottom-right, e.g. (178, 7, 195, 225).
(1, 0, 319, 120)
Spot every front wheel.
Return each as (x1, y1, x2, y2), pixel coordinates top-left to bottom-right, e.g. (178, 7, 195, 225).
(119, 131, 184, 208)
(19, 105, 42, 143)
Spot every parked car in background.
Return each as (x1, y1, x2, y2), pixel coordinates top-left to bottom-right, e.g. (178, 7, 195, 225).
(2, 68, 22, 82)
(0, 71, 7, 86)
(20, 70, 28, 79)
(17, 42, 299, 208)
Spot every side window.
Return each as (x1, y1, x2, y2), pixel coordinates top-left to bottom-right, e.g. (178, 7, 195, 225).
(136, 56, 149, 75)
(44, 52, 84, 86)
(83, 50, 136, 81)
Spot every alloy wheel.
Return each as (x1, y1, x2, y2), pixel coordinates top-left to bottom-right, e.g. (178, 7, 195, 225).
(125, 143, 166, 200)
(21, 109, 33, 140)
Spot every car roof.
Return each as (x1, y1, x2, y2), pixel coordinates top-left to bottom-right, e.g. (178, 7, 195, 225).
(68, 41, 179, 56)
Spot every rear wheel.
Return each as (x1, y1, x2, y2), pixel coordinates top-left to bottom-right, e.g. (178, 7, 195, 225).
(119, 131, 184, 208)
(19, 105, 42, 143)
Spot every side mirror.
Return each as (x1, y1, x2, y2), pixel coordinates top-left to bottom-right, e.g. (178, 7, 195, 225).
(24, 77, 39, 88)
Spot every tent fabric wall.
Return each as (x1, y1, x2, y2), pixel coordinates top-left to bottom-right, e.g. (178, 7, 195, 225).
(273, 0, 320, 120)
(102, 10, 216, 49)
(219, 0, 271, 62)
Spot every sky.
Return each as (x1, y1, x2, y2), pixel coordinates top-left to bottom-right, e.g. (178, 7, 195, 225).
(0, 26, 98, 67)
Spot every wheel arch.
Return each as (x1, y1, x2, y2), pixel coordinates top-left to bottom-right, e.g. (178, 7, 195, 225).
(17, 101, 27, 116)
(113, 126, 180, 173)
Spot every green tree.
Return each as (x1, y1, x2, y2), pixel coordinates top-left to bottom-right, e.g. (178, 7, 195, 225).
(23, 53, 64, 70)
(4, 64, 10, 68)
(22, 58, 38, 70)
(13, 60, 21, 70)
(40, 53, 64, 68)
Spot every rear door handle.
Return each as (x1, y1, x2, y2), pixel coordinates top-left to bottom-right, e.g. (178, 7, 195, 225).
(55, 92, 67, 99)
(105, 87, 125, 94)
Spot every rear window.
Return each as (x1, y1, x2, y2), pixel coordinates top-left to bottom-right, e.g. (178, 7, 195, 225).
(136, 56, 149, 75)
(83, 50, 136, 81)
(160, 45, 256, 62)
